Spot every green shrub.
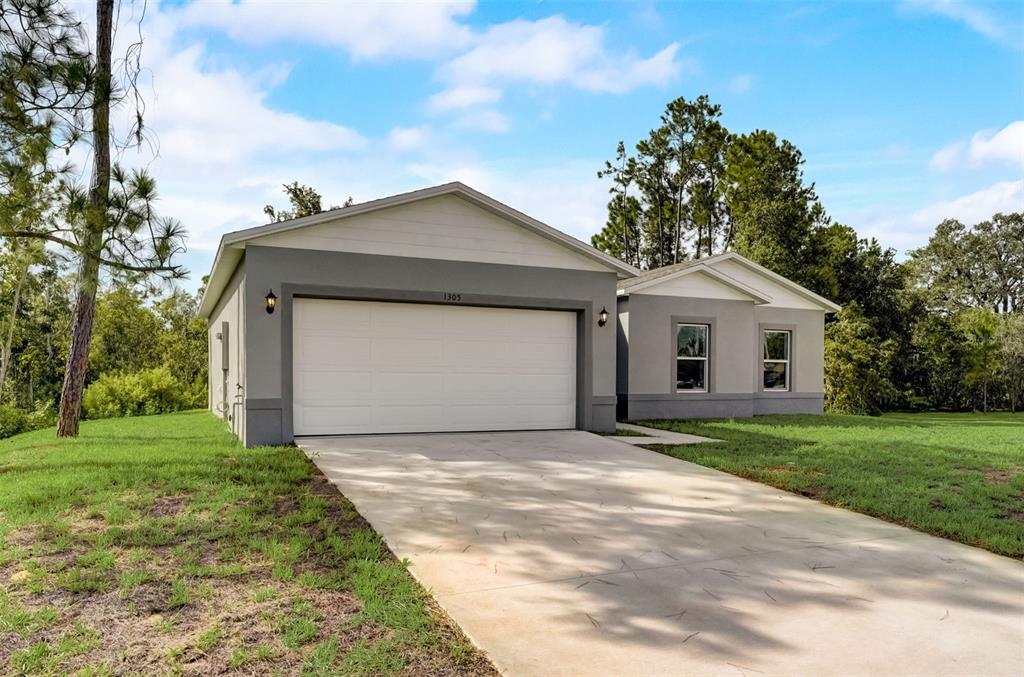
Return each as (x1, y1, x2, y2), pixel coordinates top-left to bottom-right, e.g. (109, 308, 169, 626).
(0, 402, 28, 438)
(0, 402, 56, 439)
(83, 367, 201, 420)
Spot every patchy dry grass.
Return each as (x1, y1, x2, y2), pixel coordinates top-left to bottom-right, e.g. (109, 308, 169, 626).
(638, 412, 1024, 558)
(0, 411, 494, 676)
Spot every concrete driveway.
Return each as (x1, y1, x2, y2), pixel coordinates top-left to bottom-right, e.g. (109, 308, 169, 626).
(301, 431, 1024, 676)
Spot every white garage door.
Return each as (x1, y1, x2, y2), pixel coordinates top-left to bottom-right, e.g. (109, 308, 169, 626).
(292, 299, 577, 435)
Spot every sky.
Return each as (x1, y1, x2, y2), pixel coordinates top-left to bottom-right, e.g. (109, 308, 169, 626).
(80, 0, 1024, 290)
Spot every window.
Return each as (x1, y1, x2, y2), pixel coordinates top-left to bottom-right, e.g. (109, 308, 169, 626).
(763, 330, 791, 391)
(676, 323, 709, 391)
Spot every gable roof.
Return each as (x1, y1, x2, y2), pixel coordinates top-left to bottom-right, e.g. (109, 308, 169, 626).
(199, 182, 641, 318)
(617, 252, 841, 312)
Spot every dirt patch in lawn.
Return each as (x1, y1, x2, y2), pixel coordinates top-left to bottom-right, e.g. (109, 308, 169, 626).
(952, 466, 1022, 484)
(149, 495, 188, 517)
(1, 459, 494, 676)
(983, 467, 1021, 484)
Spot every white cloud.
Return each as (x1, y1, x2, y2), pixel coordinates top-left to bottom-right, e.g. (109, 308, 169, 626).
(728, 74, 753, 94)
(387, 126, 431, 151)
(929, 121, 1024, 171)
(174, 0, 474, 59)
(454, 110, 510, 134)
(852, 180, 1024, 253)
(912, 180, 1024, 226)
(148, 45, 365, 166)
(440, 16, 684, 94)
(903, 1, 1023, 47)
(427, 86, 503, 113)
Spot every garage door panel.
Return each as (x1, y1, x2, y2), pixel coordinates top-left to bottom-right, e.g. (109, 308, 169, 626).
(371, 337, 444, 365)
(293, 299, 577, 435)
(298, 298, 372, 330)
(372, 303, 441, 332)
(371, 405, 445, 428)
(296, 369, 372, 397)
(446, 403, 574, 427)
(375, 371, 445, 395)
(298, 337, 373, 366)
(299, 405, 372, 430)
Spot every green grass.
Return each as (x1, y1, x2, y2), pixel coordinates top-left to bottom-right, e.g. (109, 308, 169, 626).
(606, 428, 647, 438)
(0, 411, 493, 675)
(637, 412, 1024, 557)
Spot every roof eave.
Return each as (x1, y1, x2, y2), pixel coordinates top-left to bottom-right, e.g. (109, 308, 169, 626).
(197, 240, 243, 319)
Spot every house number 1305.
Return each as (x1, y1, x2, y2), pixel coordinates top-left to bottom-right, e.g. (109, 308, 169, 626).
(444, 292, 462, 302)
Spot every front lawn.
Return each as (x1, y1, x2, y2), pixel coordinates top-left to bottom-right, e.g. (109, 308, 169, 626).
(0, 411, 493, 676)
(637, 412, 1024, 558)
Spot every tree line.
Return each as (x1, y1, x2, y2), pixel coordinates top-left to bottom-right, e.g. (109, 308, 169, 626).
(1, 1, 1020, 438)
(0, 177, 335, 439)
(0, 252, 206, 437)
(593, 95, 1024, 415)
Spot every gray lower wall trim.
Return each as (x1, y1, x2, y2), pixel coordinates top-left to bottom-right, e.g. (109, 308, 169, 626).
(624, 393, 824, 420)
(627, 398, 755, 420)
(591, 402, 616, 432)
(245, 398, 283, 409)
(628, 392, 754, 402)
(245, 407, 283, 447)
(628, 391, 823, 401)
(592, 395, 617, 405)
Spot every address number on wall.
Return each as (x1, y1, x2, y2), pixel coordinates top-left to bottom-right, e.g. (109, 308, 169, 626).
(443, 292, 463, 302)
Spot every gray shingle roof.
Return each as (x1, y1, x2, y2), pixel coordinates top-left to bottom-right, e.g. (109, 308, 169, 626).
(617, 259, 704, 290)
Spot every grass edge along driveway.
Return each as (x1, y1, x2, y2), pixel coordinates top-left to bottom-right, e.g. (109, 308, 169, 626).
(636, 412, 1024, 558)
(0, 411, 495, 676)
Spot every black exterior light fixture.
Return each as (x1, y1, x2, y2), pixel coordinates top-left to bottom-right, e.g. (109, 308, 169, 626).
(265, 289, 277, 314)
(598, 306, 609, 327)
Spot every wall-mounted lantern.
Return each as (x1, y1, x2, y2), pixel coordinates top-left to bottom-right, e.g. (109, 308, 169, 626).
(265, 289, 277, 314)
(598, 306, 608, 327)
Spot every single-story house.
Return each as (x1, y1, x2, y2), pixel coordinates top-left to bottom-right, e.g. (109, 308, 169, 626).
(615, 253, 840, 421)
(197, 182, 636, 446)
(198, 183, 839, 447)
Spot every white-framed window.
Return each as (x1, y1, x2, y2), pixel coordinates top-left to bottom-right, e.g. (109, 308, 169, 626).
(676, 323, 709, 392)
(762, 330, 791, 391)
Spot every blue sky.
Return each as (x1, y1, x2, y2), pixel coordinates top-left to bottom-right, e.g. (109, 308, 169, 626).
(99, 1, 1023, 289)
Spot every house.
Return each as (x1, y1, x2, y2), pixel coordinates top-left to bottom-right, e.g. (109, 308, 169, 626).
(198, 183, 839, 447)
(197, 182, 637, 446)
(616, 254, 840, 421)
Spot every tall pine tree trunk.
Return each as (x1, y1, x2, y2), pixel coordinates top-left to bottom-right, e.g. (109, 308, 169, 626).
(57, 0, 112, 437)
(0, 263, 27, 398)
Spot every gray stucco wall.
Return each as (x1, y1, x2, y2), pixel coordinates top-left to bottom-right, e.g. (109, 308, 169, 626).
(241, 245, 619, 446)
(618, 293, 825, 420)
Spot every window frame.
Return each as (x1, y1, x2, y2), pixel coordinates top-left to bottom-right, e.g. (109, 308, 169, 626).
(675, 322, 710, 393)
(761, 328, 792, 392)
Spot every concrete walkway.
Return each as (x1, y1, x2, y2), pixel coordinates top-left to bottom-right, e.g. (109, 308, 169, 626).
(607, 422, 717, 445)
(301, 431, 1024, 677)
